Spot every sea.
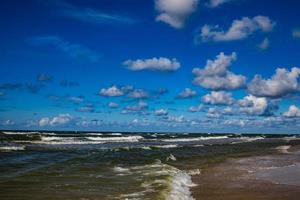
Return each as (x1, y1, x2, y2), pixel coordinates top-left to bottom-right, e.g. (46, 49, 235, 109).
(0, 130, 299, 200)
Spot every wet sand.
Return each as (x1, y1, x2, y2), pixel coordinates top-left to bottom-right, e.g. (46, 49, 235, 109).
(191, 145, 300, 200)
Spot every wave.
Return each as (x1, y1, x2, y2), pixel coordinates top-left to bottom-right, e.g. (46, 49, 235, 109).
(275, 145, 291, 154)
(0, 145, 25, 152)
(126, 160, 196, 200)
(86, 136, 143, 142)
(162, 136, 228, 142)
(166, 170, 196, 200)
(86, 132, 103, 136)
(151, 144, 179, 149)
(110, 133, 122, 136)
(230, 136, 265, 144)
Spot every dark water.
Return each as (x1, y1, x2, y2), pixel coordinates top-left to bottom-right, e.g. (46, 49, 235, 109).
(0, 131, 299, 200)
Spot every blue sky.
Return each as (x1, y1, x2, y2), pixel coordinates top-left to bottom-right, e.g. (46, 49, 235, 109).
(1, 0, 300, 133)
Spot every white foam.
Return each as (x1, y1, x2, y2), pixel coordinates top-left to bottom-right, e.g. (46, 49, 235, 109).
(0, 145, 25, 151)
(166, 171, 196, 200)
(2, 131, 39, 135)
(162, 136, 228, 142)
(110, 133, 122, 136)
(230, 136, 265, 144)
(86, 136, 143, 142)
(166, 154, 177, 161)
(187, 169, 201, 176)
(152, 144, 179, 149)
(128, 161, 196, 200)
(275, 145, 291, 154)
(86, 132, 103, 135)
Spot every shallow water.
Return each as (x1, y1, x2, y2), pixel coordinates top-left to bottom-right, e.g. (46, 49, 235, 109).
(0, 131, 299, 200)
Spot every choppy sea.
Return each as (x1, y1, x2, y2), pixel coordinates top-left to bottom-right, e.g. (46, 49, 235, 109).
(0, 131, 299, 200)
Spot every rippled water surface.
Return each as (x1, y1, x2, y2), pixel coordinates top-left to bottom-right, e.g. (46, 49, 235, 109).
(0, 131, 299, 200)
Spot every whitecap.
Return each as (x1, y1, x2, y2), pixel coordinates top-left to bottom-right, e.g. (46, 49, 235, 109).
(0, 145, 25, 151)
(162, 136, 228, 142)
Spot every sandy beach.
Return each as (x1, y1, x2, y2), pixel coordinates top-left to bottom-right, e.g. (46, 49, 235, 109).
(191, 145, 300, 200)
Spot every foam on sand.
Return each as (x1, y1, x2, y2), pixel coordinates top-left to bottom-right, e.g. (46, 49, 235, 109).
(275, 145, 291, 154)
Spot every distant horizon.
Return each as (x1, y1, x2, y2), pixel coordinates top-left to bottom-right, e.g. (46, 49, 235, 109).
(1, 129, 299, 135)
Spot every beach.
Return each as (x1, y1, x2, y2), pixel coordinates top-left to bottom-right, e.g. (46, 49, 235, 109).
(192, 145, 300, 200)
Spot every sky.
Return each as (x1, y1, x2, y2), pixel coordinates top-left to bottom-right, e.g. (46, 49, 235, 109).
(1, 0, 300, 133)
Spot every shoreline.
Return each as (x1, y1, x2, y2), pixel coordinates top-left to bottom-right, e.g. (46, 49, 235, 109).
(191, 145, 300, 200)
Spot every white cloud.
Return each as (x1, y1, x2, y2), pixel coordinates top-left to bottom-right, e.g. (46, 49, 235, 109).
(238, 95, 269, 116)
(99, 85, 124, 97)
(123, 57, 180, 72)
(76, 104, 94, 113)
(196, 16, 275, 42)
(1, 120, 15, 126)
(292, 29, 300, 38)
(177, 88, 197, 98)
(258, 37, 269, 50)
(128, 89, 149, 99)
(155, 0, 198, 29)
(192, 52, 246, 90)
(223, 106, 233, 115)
(283, 105, 300, 118)
(108, 102, 119, 108)
(206, 107, 222, 118)
(202, 91, 234, 105)
(207, 0, 230, 8)
(39, 114, 72, 127)
(163, 115, 187, 123)
(188, 104, 204, 112)
(155, 108, 169, 116)
(248, 67, 300, 98)
(39, 118, 50, 127)
(69, 96, 84, 104)
(122, 101, 148, 114)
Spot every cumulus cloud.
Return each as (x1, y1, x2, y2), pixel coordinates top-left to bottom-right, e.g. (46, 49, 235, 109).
(247, 67, 300, 98)
(155, 0, 199, 29)
(162, 115, 187, 123)
(99, 85, 124, 97)
(154, 108, 169, 116)
(123, 57, 180, 72)
(108, 102, 119, 108)
(188, 104, 204, 112)
(1, 119, 15, 126)
(202, 91, 234, 105)
(283, 105, 300, 118)
(258, 37, 269, 50)
(121, 101, 148, 114)
(39, 114, 73, 127)
(76, 104, 94, 113)
(238, 95, 277, 116)
(128, 89, 149, 99)
(177, 88, 197, 98)
(67, 96, 84, 104)
(28, 36, 101, 62)
(206, 107, 222, 118)
(192, 52, 246, 90)
(195, 15, 275, 42)
(292, 29, 300, 38)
